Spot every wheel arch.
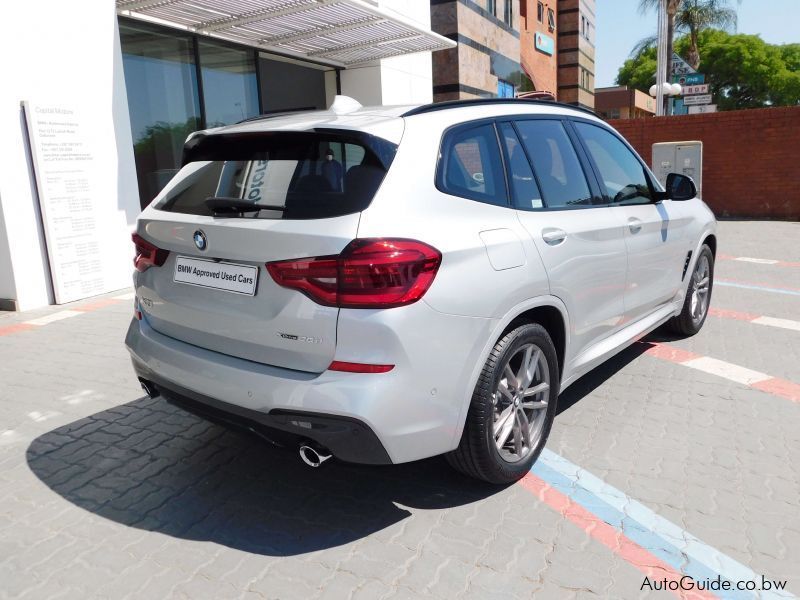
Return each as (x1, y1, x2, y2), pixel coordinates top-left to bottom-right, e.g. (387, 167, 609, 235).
(702, 233, 717, 257)
(450, 296, 570, 449)
(502, 306, 566, 381)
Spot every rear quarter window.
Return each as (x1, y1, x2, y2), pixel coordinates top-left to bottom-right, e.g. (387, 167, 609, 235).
(154, 130, 396, 220)
(437, 122, 508, 207)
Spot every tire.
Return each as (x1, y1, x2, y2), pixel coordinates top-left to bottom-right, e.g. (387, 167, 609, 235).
(668, 244, 714, 337)
(447, 323, 559, 485)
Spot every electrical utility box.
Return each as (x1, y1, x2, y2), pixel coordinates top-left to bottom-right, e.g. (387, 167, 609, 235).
(652, 141, 703, 195)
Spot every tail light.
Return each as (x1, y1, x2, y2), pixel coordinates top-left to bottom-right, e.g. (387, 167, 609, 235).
(266, 238, 441, 309)
(132, 233, 169, 272)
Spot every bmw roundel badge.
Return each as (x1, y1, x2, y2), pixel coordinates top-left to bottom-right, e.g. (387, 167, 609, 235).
(193, 230, 207, 251)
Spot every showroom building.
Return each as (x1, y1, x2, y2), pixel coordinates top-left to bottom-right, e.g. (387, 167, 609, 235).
(0, 0, 452, 311)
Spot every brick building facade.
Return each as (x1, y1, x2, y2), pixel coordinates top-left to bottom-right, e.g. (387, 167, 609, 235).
(430, 0, 593, 106)
(431, 0, 523, 101)
(520, 0, 558, 96)
(556, 0, 595, 109)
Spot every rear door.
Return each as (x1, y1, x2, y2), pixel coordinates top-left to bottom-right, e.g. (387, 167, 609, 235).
(502, 118, 628, 366)
(570, 120, 689, 323)
(134, 130, 395, 373)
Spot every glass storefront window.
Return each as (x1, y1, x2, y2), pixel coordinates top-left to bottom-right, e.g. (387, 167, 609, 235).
(198, 41, 259, 127)
(120, 22, 201, 208)
(259, 55, 327, 113)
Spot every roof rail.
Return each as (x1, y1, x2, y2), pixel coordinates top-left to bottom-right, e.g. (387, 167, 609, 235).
(401, 97, 597, 118)
(236, 107, 317, 124)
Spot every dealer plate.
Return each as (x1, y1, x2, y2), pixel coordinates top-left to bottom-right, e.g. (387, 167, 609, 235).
(173, 256, 258, 296)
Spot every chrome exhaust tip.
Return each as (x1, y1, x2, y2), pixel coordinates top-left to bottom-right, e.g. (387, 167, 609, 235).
(299, 444, 333, 468)
(139, 378, 159, 399)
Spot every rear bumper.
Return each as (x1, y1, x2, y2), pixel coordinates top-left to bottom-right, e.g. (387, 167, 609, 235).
(125, 310, 492, 464)
(137, 373, 391, 464)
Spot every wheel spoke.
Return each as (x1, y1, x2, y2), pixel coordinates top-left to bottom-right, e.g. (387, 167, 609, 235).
(523, 381, 549, 398)
(521, 399, 548, 411)
(493, 405, 513, 435)
(504, 364, 519, 390)
(496, 411, 515, 448)
(516, 346, 533, 388)
(513, 413, 522, 455)
(518, 409, 531, 448)
(497, 379, 514, 402)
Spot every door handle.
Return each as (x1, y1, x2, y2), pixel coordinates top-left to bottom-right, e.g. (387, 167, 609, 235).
(542, 228, 567, 245)
(628, 217, 643, 234)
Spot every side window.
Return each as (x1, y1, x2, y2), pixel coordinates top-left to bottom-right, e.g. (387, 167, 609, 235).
(439, 123, 508, 206)
(574, 122, 653, 205)
(498, 122, 544, 210)
(514, 119, 593, 208)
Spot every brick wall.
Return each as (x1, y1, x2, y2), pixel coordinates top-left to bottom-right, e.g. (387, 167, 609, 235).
(609, 106, 800, 220)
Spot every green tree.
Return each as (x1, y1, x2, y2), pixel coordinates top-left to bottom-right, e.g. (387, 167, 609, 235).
(617, 30, 800, 110)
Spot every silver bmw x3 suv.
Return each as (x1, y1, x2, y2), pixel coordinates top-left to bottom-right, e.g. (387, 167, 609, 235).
(126, 97, 716, 484)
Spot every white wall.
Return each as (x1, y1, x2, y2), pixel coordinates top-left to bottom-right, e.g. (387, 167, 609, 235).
(0, 1, 139, 311)
(339, 0, 433, 107)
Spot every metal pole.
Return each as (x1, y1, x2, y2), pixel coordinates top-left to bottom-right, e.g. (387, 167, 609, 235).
(655, 0, 667, 116)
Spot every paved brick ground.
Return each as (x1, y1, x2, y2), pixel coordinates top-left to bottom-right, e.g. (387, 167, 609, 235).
(1, 221, 798, 599)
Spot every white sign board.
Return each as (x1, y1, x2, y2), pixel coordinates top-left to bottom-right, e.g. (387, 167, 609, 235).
(671, 53, 697, 75)
(683, 94, 713, 106)
(682, 84, 709, 95)
(688, 104, 718, 114)
(23, 101, 126, 304)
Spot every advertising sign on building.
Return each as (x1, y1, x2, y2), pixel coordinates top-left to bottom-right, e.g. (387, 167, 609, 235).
(23, 101, 131, 304)
(534, 32, 554, 56)
(683, 94, 713, 106)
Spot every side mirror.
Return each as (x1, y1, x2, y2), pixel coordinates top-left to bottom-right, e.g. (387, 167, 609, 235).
(665, 173, 697, 201)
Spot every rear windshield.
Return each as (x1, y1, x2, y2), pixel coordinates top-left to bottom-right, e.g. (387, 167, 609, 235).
(154, 130, 397, 219)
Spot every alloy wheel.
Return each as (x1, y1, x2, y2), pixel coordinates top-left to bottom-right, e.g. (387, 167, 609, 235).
(492, 343, 550, 463)
(690, 255, 711, 324)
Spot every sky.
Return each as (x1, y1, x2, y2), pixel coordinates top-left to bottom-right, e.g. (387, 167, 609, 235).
(594, 0, 799, 88)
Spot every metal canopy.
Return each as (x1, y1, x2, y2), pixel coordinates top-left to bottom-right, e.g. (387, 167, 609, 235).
(116, 0, 455, 67)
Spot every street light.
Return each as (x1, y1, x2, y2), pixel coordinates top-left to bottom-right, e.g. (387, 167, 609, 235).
(650, 82, 682, 98)
(654, 0, 668, 115)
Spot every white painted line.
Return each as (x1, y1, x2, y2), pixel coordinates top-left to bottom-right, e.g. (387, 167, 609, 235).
(751, 316, 800, 332)
(112, 292, 136, 300)
(681, 356, 772, 386)
(24, 310, 83, 326)
(734, 257, 780, 265)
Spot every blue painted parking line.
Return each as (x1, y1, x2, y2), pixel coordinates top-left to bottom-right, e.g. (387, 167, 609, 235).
(532, 450, 794, 599)
(717, 280, 800, 297)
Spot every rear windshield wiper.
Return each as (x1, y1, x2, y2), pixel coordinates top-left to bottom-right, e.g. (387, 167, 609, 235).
(204, 197, 286, 214)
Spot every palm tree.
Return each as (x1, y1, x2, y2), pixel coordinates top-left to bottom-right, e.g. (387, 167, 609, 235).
(677, 0, 739, 69)
(635, 0, 739, 69)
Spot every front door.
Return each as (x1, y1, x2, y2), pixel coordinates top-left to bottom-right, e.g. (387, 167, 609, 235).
(571, 121, 688, 323)
(499, 119, 628, 371)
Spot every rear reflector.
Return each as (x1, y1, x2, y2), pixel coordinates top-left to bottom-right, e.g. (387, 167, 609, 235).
(266, 238, 441, 309)
(132, 233, 169, 272)
(328, 361, 394, 373)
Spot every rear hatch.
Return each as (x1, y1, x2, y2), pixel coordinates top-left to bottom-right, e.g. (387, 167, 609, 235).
(134, 128, 397, 373)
